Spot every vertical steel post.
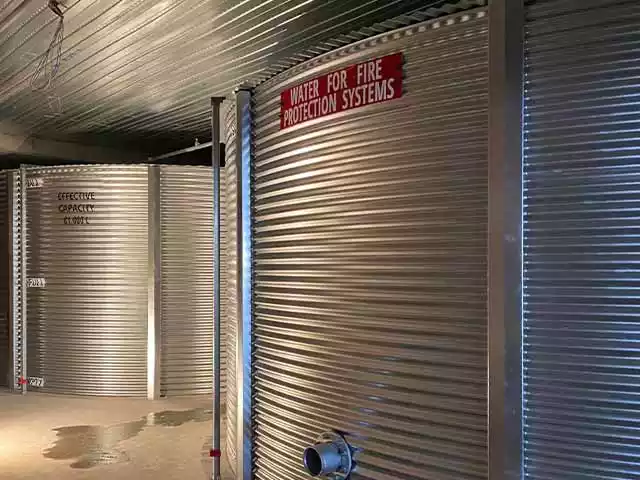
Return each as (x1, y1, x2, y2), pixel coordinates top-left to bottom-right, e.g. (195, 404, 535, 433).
(235, 88, 253, 480)
(488, 1, 524, 479)
(147, 165, 162, 400)
(211, 96, 225, 480)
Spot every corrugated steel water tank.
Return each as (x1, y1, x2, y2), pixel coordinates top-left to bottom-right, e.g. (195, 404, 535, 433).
(23, 165, 224, 397)
(26, 165, 148, 396)
(242, 7, 490, 480)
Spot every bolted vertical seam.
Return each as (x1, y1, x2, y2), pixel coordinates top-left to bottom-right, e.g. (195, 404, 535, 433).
(488, 0, 524, 479)
(235, 88, 253, 480)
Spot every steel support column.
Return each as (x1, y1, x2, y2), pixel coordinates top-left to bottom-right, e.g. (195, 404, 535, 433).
(488, 0, 524, 479)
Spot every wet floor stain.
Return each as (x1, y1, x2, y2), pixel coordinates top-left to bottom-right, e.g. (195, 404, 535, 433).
(70, 450, 131, 469)
(148, 407, 211, 427)
(44, 408, 213, 469)
(44, 419, 146, 468)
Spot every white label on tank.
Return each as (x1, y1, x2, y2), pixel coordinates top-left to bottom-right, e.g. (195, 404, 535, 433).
(18, 376, 45, 387)
(28, 277, 46, 288)
(28, 376, 45, 387)
(27, 177, 43, 188)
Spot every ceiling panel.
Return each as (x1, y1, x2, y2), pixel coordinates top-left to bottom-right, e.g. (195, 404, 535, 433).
(0, 0, 484, 154)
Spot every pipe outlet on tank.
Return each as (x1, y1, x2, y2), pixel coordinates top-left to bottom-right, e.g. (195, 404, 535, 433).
(303, 430, 354, 479)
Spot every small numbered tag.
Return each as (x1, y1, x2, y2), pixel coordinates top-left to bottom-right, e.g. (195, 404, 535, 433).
(28, 278, 46, 288)
(27, 177, 43, 188)
(18, 376, 45, 387)
(29, 377, 45, 388)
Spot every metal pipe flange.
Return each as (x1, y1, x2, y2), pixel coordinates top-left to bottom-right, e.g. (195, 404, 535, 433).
(303, 430, 354, 479)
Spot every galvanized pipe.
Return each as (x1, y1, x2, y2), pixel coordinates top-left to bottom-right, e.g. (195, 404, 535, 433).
(303, 443, 342, 476)
(302, 431, 353, 478)
(210, 96, 225, 480)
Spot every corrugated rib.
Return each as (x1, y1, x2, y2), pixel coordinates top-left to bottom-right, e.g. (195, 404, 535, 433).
(523, 1, 640, 478)
(252, 12, 488, 480)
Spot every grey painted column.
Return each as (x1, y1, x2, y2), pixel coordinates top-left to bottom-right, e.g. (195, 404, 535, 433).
(147, 165, 162, 400)
(488, 1, 524, 479)
(235, 88, 253, 480)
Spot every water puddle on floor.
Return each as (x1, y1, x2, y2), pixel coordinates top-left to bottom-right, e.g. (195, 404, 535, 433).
(148, 407, 211, 427)
(44, 408, 212, 469)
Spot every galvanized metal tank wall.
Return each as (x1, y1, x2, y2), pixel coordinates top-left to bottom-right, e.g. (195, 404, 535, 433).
(26, 166, 149, 396)
(522, 1, 640, 478)
(0, 172, 10, 387)
(23, 164, 222, 397)
(159, 165, 225, 396)
(250, 8, 489, 480)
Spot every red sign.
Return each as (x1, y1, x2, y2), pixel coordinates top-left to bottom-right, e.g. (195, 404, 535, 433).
(280, 52, 403, 129)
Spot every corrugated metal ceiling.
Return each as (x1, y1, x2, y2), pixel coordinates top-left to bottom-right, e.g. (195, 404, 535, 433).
(0, 0, 484, 154)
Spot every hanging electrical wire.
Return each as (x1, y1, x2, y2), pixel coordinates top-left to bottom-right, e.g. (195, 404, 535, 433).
(30, 0, 65, 92)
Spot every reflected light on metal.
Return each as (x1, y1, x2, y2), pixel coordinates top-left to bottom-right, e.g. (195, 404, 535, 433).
(0, 1, 485, 153)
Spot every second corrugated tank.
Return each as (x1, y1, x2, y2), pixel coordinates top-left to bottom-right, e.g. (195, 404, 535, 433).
(26, 165, 149, 396)
(22, 164, 225, 397)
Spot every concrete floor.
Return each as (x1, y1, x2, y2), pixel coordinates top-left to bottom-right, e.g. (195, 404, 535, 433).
(0, 390, 230, 480)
